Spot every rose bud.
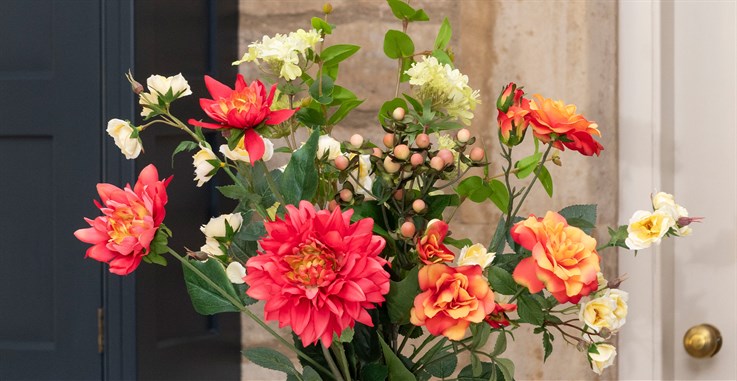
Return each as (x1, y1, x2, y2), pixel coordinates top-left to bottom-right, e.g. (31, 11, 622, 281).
(470, 147, 485, 162)
(457, 128, 471, 143)
(400, 221, 416, 238)
(430, 156, 446, 171)
(383, 133, 396, 148)
(334, 155, 349, 170)
(415, 133, 430, 149)
(412, 199, 426, 213)
(328, 199, 339, 211)
(349, 133, 364, 148)
(372, 147, 383, 158)
(410, 153, 424, 167)
(496, 82, 517, 113)
(393, 144, 410, 160)
(437, 149, 454, 165)
(392, 107, 406, 121)
(322, 2, 333, 14)
(383, 156, 401, 173)
(339, 188, 353, 203)
(393, 189, 404, 200)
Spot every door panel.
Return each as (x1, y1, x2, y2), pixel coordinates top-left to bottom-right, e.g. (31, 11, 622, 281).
(0, 1, 103, 379)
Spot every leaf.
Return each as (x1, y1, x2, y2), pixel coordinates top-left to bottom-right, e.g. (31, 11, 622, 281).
(171, 140, 198, 166)
(362, 363, 388, 381)
(311, 17, 332, 34)
(383, 29, 415, 59)
(241, 347, 298, 376)
(309, 74, 334, 104)
(379, 336, 417, 381)
(431, 49, 452, 66)
(353, 319, 382, 362)
(292, 333, 333, 380)
(488, 180, 510, 214)
(296, 107, 326, 129)
(456, 176, 493, 203)
(444, 236, 473, 250)
(425, 350, 457, 378)
(606, 225, 630, 249)
(217, 185, 248, 200)
(280, 129, 320, 205)
(490, 331, 507, 357)
(425, 194, 460, 220)
(470, 323, 492, 349)
(233, 283, 257, 306)
(516, 294, 544, 325)
(386, 266, 420, 324)
(542, 331, 553, 362)
(320, 44, 360, 66)
(488, 217, 507, 258)
(558, 204, 597, 234)
(387, 0, 416, 19)
(538, 165, 553, 197)
(182, 259, 241, 315)
(488, 266, 519, 295)
(434, 17, 452, 50)
(302, 366, 322, 381)
(408, 9, 429, 22)
(328, 99, 363, 125)
(378, 97, 408, 124)
(495, 358, 515, 381)
(514, 152, 542, 179)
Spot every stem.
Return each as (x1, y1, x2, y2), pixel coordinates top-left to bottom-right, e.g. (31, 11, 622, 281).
(508, 287, 526, 303)
(397, 326, 417, 354)
(322, 344, 345, 381)
(258, 160, 287, 207)
(408, 334, 440, 361)
(222, 166, 271, 220)
(411, 337, 447, 372)
(162, 114, 201, 142)
(509, 144, 554, 220)
(331, 343, 351, 381)
(394, 19, 409, 98)
(166, 248, 333, 377)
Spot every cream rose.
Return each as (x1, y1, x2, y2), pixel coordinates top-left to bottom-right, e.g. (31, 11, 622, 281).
(317, 135, 342, 160)
(226, 262, 246, 284)
(200, 213, 244, 256)
(625, 210, 675, 250)
(106, 119, 142, 159)
(192, 145, 219, 187)
(457, 243, 495, 269)
(352, 154, 374, 195)
(220, 138, 274, 163)
(146, 73, 192, 99)
(608, 289, 629, 330)
(579, 294, 618, 332)
(589, 343, 617, 375)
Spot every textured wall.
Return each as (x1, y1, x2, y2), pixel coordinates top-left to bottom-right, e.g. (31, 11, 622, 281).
(238, 0, 617, 380)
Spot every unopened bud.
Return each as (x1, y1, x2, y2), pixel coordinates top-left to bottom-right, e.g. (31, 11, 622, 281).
(301, 97, 313, 107)
(394, 144, 410, 160)
(339, 188, 353, 203)
(322, 2, 333, 14)
(412, 199, 426, 213)
(457, 128, 471, 143)
(415, 133, 430, 149)
(125, 70, 144, 95)
(430, 156, 446, 171)
(400, 221, 416, 238)
(410, 153, 424, 167)
(552, 152, 562, 166)
(576, 340, 589, 352)
(598, 327, 612, 339)
(677, 216, 704, 226)
(392, 107, 406, 121)
(349, 134, 364, 148)
(469, 147, 485, 162)
(188, 250, 209, 261)
(383, 156, 401, 173)
(383, 133, 396, 148)
(334, 155, 349, 170)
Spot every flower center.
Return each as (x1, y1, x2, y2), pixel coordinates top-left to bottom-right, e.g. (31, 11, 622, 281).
(284, 240, 338, 288)
(220, 88, 263, 114)
(108, 202, 149, 244)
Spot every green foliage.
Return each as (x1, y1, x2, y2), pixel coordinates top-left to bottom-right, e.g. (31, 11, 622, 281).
(456, 176, 493, 203)
(387, 0, 429, 22)
(143, 224, 171, 266)
(426, 194, 460, 220)
(605, 225, 629, 249)
(320, 44, 360, 66)
(558, 204, 597, 234)
(383, 30, 415, 59)
(431, 49, 452, 66)
(538, 165, 553, 197)
(353, 319, 382, 362)
(488, 266, 519, 295)
(241, 347, 299, 377)
(280, 129, 320, 205)
(386, 266, 420, 324)
(490, 331, 508, 357)
(182, 259, 241, 315)
(434, 17, 452, 50)
(328, 99, 363, 126)
(516, 293, 544, 325)
(495, 358, 515, 381)
(424, 350, 457, 378)
(311, 17, 333, 34)
(542, 330, 554, 362)
(171, 140, 198, 166)
(301, 366, 323, 381)
(379, 336, 417, 380)
(309, 74, 335, 104)
(457, 362, 497, 380)
(362, 363, 389, 381)
(514, 152, 542, 179)
(488, 180, 510, 213)
(228, 217, 265, 263)
(378, 97, 408, 123)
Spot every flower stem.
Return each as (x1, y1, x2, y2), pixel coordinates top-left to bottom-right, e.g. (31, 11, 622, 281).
(321, 344, 345, 381)
(508, 287, 526, 303)
(396, 325, 417, 354)
(257, 160, 287, 207)
(509, 144, 554, 221)
(331, 342, 352, 381)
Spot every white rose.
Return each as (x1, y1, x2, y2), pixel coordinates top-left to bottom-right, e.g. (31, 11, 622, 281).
(220, 138, 274, 163)
(317, 134, 342, 160)
(625, 210, 675, 250)
(146, 73, 192, 99)
(579, 294, 618, 332)
(200, 237, 223, 257)
(589, 343, 617, 375)
(226, 262, 246, 284)
(596, 272, 608, 291)
(457, 243, 495, 269)
(106, 119, 142, 159)
(201, 213, 244, 238)
(652, 191, 676, 210)
(352, 154, 374, 195)
(608, 289, 629, 330)
(192, 145, 219, 187)
(139, 92, 158, 118)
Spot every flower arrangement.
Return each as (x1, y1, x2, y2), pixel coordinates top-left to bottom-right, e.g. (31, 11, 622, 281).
(75, 1, 700, 380)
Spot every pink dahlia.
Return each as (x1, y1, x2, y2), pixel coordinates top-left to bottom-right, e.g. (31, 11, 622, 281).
(74, 164, 171, 275)
(245, 201, 390, 347)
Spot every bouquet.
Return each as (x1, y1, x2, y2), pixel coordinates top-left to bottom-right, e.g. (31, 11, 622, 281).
(75, 1, 700, 380)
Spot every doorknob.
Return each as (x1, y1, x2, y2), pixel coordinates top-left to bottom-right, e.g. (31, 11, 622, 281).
(683, 324, 722, 358)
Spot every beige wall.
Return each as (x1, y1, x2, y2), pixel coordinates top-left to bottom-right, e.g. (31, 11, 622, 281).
(238, 0, 617, 379)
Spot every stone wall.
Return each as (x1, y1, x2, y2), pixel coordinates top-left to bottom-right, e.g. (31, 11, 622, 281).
(238, 0, 618, 380)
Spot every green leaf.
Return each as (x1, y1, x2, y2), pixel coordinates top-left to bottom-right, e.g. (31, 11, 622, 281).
(495, 358, 515, 381)
(296, 107, 326, 129)
(353, 318, 382, 362)
(606, 225, 630, 249)
(490, 331, 507, 357)
(383, 29, 415, 59)
(280, 129, 320, 205)
(400, 57, 414, 82)
(456, 176, 493, 203)
(444, 236, 473, 250)
(516, 294, 544, 325)
(335, 326, 354, 343)
(379, 336, 417, 381)
(233, 283, 257, 306)
(362, 363, 388, 381)
(434, 17, 452, 50)
(538, 165, 553, 197)
(328, 99, 363, 125)
(488, 217, 507, 259)
(320, 44, 360, 66)
(302, 366, 322, 381)
(408, 9, 429, 22)
(171, 140, 198, 166)
(217, 185, 248, 200)
(488, 180, 510, 214)
(431, 49, 452, 66)
(241, 347, 298, 376)
(309, 74, 334, 104)
(514, 152, 543, 179)
(542, 331, 553, 362)
(378, 98, 408, 123)
(470, 323, 492, 349)
(425, 194, 460, 220)
(558, 204, 597, 234)
(182, 259, 241, 315)
(425, 350, 457, 378)
(488, 266, 519, 295)
(227, 128, 246, 150)
(386, 266, 420, 324)
(311, 17, 332, 34)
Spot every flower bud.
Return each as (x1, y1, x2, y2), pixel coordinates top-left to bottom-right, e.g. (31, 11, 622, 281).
(393, 144, 410, 160)
(322, 2, 333, 14)
(392, 107, 406, 121)
(339, 188, 353, 203)
(349, 133, 364, 148)
(430, 156, 446, 171)
(393, 189, 404, 200)
(328, 199, 339, 211)
(598, 327, 612, 339)
(412, 199, 426, 213)
(125, 70, 144, 95)
(552, 152, 562, 166)
(576, 340, 589, 352)
(400, 221, 416, 238)
(383, 156, 401, 173)
(334, 155, 349, 170)
(457, 128, 471, 143)
(300, 97, 313, 107)
(469, 147, 485, 162)
(437, 149, 454, 165)
(415, 133, 430, 149)
(496, 82, 517, 113)
(383, 133, 396, 148)
(372, 147, 383, 158)
(410, 153, 424, 167)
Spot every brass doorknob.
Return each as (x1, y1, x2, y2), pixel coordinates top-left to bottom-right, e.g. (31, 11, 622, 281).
(683, 324, 722, 358)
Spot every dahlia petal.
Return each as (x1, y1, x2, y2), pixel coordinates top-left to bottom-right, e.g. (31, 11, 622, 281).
(204, 75, 233, 100)
(265, 108, 296, 125)
(355, 308, 373, 326)
(134, 164, 160, 194)
(312, 308, 331, 341)
(108, 254, 142, 275)
(243, 129, 265, 165)
(513, 257, 545, 293)
(86, 244, 116, 262)
(199, 98, 225, 123)
(338, 281, 367, 302)
(188, 119, 225, 130)
(74, 226, 107, 244)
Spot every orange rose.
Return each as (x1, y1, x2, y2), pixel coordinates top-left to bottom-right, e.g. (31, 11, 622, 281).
(528, 94, 603, 156)
(416, 219, 455, 264)
(410, 264, 496, 340)
(511, 211, 600, 304)
(496, 82, 531, 146)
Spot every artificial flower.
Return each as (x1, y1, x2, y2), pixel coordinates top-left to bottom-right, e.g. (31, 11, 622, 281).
(192, 145, 219, 187)
(234, 29, 322, 80)
(625, 210, 674, 250)
(528, 94, 603, 156)
(226, 262, 246, 284)
(496, 82, 531, 145)
(106, 119, 142, 159)
(199, 213, 244, 257)
(220, 137, 274, 163)
(511, 211, 600, 304)
(74, 164, 171, 275)
(589, 343, 617, 375)
(146, 73, 192, 100)
(245, 201, 390, 347)
(417, 219, 455, 264)
(484, 302, 517, 329)
(410, 264, 496, 340)
(457, 243, 495, 269)
(405, 56, 480, 125)
(352, 154, 373, 195)
(579, 292, 618, 333)
(608, 289, 629, 329)
(317, 134, 342, 160)
(652, 191, 695, 236)
(188, 75, 296, 164)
